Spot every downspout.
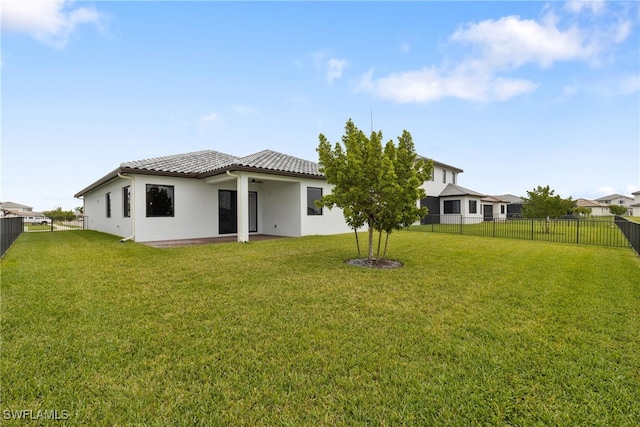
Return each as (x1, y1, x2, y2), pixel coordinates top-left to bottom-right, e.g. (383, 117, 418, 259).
(118, 173, 135, 242)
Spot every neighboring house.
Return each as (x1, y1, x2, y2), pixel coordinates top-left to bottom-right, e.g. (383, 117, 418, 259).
(75, 149, 357, 243)
(418, 159, 465, 219)
(0, 201, 49, 223)
(0, 201, 34, 214)
(575, 198, 611, 216)
(437, 184, 486, 224)
(595, 193, 634, 215)
(481, 195, 509, 221)
(631, 191, 640, 217)
(493, 194, 523, 218)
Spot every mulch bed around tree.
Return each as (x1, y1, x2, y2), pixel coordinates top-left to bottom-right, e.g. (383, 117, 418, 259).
(344, 258, 403, 269)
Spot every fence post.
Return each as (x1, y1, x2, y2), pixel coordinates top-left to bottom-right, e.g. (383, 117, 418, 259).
(531, 219, 534, 241)
(576, 219, 580, 244)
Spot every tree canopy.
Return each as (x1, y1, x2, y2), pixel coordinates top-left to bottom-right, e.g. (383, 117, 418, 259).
(521, 185, 574, 219)
(609, 204, 628, 216)
(316, 119, 433, 262)
(521, 185, 575, 233)
(43, 207, 76, 221)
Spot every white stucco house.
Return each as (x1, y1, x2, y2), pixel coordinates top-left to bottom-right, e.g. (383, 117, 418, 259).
(595, 193, 634, 215)
(75, 149, 357, 243)
(74, 148, 494, 243)
(575, 198, 611, 216)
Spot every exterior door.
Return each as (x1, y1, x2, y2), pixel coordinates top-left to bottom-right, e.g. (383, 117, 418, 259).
(219, 190, 258, 234)
(483, 204, 493, 222)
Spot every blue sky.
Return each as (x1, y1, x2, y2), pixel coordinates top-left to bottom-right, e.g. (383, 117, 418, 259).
(2, 1, 639, 212)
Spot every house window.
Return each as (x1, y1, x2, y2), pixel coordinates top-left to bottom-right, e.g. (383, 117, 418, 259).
(307, 187, 323, 215)
(105, 193, 111, 218)
(442, 170, 447, 183)
(452, 172, 457, 185)
(501, 205, 505, 214)
(123, 186, 130, 218)
(443, 200, 461, 214)
(469, 200, 477, 214)
(146, 184, 174, 217)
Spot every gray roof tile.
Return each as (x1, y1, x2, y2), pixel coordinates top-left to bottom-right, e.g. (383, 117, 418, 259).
(235, 149, 321, 176)
(121, 150, 238, 174)
(120, 149, 322, 177)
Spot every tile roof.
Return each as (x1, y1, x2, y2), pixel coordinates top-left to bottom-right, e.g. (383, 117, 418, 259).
(75, 149, 323, 197)
(121, 150, 238, 174)
(119, 149, 323, 177)
(594, 193, 633, 201)
(491, 194, 523, 204)
(576, 198, 608, 208)
(234, 149, 321, 176)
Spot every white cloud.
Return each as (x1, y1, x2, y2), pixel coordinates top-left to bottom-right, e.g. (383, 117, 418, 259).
(232, 105, 256, 116)
(565, 0, 606, 15)
(357, 64, 537, 104)
(197, 112, 222, 133)
(326, 58, 348, 85)
(1, 0, 104, 48)
(358, 6, 633, 104)
(617, 74, 640, 95)
(312, 50, 348, 85)
(450, 15, 596, 69)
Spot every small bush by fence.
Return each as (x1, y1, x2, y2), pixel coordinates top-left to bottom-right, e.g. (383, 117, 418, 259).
(1, 217, 23, 257)
(408, 215, 635, 250)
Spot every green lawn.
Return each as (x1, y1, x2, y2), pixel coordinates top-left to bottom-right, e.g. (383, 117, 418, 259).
(1, 231, 639, 425)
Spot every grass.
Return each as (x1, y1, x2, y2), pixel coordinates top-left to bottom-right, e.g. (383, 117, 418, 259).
(1, 231, 639, 425)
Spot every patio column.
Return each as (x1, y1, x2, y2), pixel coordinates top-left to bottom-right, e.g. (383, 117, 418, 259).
(237, 174, 249, 242)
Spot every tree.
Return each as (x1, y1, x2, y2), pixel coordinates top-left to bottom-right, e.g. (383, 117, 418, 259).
(521, 185, 574, 233)
(572, 206, 592, 218)
(43, 207, 76, 221)
(609, 204, 627, 216)
(317, 119, 433, 262)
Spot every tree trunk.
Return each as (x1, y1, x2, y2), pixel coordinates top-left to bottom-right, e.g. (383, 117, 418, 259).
(353, 227, 361, 257)
(382, 231, 390, 259)
(367, 222, 374, 261)
(376, 230, 382, 259)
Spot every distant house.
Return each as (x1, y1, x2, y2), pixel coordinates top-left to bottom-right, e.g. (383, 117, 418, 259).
(493, 194, 523, 218)
(631, 191, 640, 217)
(436, 184, 485, 224)
(0, 201, 48, 223)
(575, 198, 611, 216)
(595, 194, 634, 215)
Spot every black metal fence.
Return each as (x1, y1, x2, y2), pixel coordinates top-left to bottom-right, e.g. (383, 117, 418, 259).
(1, 217, 24, 258)
(24, 217, 87, 232)
(614, 216, 640, 255)
(408, 215, 637, 250)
